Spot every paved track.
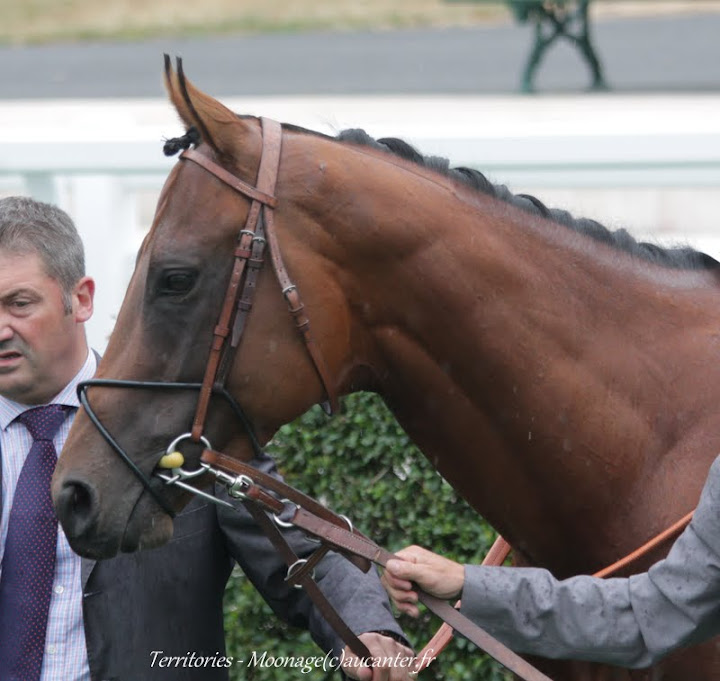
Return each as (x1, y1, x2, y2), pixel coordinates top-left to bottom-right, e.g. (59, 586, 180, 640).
(0, 12, 718, 99)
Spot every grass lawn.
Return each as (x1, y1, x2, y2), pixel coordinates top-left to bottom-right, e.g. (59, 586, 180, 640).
(0, 0, 509, 45)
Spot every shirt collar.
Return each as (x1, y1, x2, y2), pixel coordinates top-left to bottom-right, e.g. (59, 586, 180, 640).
(0, 349, 97, 431)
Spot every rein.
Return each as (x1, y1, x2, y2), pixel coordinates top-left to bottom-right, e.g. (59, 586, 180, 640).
(193, 447, 555, 681)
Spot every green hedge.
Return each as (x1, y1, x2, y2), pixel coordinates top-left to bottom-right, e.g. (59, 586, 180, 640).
(224, 392, 511, 680)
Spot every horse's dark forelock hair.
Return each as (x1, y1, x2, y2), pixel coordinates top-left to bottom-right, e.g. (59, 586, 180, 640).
(163, 127, 201, 157)
(336, 128, 719, 272)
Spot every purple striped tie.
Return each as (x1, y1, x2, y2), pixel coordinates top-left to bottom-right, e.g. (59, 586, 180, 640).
(0, 404, 69, 681)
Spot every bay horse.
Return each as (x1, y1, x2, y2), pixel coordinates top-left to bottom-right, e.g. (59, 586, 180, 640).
(52, 59, 720, 681)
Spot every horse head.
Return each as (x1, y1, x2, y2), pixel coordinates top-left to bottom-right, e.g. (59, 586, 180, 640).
(52, 59, 360, 558)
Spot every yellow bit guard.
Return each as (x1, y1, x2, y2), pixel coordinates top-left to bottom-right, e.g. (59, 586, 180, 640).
(158, 451, 185, 469)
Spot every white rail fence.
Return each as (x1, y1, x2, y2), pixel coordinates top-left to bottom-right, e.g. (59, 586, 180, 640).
(0, 94, 718, 351)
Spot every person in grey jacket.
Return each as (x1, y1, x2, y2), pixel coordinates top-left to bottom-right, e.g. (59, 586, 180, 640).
(0, 196, 411, 681)
(382, 454, 720, 668)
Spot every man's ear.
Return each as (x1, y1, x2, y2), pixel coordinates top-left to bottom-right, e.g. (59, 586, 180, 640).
(72, 276, 95, 323)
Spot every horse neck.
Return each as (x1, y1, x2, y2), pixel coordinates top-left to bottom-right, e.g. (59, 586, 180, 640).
(318, 169, 720, 571)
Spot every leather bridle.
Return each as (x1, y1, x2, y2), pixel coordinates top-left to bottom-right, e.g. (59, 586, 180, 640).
(179, 118, 339, 443)
(77, 117, 337, 514)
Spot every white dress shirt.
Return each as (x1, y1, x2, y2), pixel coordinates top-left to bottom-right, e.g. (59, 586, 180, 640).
(0, 350, 96, 681)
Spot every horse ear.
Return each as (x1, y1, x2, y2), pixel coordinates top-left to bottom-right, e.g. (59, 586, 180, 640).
(163, 55, 254, 159)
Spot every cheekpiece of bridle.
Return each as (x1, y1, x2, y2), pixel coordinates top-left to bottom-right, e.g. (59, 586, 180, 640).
(77, 117, 339, 516)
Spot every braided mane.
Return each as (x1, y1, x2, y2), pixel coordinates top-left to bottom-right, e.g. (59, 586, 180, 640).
(162, 123, 717, 271)
(337, 128, 718, 271)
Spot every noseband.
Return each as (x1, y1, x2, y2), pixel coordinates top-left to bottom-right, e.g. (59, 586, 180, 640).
(78, 117, 339, 514)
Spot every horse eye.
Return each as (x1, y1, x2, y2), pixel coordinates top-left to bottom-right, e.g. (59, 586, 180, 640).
(158, 270, 197, 295)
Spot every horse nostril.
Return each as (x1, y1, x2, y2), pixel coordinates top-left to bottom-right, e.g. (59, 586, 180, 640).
(55, 480, 98, 541)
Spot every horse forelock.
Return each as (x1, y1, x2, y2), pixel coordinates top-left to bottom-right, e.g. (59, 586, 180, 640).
(335, 128, 719, 272)
(163, 127, 201, 156)
(164, 56, 261, 165)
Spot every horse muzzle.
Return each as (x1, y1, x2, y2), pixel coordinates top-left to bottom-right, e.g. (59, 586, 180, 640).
(53, 471, 175, 558)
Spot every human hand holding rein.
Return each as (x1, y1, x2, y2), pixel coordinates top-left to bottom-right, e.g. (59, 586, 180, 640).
(382, 545, 465, 617)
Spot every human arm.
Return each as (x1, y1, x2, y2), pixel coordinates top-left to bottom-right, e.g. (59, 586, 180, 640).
(384, 456, 720, 668)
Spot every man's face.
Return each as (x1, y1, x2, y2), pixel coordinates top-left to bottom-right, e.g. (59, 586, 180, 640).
(0, 249, 94, 405)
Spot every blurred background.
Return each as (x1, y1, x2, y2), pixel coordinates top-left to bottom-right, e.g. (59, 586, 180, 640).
(1, 3, 719, 679)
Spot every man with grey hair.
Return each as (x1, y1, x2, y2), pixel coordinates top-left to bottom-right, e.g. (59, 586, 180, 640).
(0, 196, 85, 314)
(0, 196, 411, 681)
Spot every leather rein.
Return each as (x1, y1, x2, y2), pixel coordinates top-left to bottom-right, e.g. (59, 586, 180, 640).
(75, 117, 693, 681)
